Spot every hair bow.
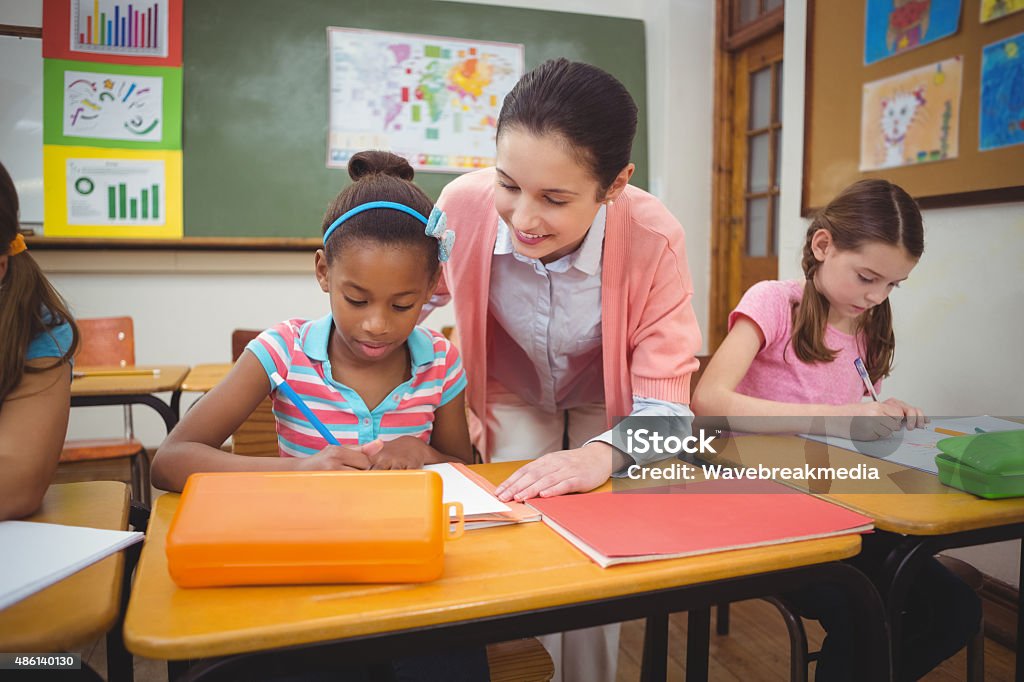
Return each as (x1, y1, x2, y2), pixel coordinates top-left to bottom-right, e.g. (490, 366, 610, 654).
(425, 207, 455, 263)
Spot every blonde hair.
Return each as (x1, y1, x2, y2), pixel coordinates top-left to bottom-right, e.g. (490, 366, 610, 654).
(791, 179, 923, 384)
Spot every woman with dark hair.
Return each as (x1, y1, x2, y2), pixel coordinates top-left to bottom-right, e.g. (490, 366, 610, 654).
(0, 161, 79, 519)
(428, 59, 703, 682)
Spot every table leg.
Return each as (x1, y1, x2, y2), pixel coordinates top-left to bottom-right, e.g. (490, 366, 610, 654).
(640, 612, 668, 682)
(1017, 539, 1023, 682)
(685, 607, 711, 682)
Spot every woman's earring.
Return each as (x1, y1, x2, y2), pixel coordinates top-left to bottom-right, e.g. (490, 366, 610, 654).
(606, 199, 615, 206)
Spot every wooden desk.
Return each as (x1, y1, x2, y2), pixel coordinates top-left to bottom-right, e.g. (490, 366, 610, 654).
(710, 435, 1024, 679)
(123, 462, 889, 682)
(180, 364, 232, 393)
(0, 482, 130, 660)
(72, 365, 190, 433)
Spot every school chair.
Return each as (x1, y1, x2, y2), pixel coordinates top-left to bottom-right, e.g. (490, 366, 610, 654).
(54, 316, 151, 505)
(229, 330, 554, 681)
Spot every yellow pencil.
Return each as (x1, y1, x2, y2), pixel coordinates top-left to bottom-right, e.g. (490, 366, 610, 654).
(934, 427, 967, 437)
(74, 368, 161, 378)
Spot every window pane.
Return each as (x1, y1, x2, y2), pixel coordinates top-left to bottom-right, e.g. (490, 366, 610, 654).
(750, 67, 771, 130)
(746, 197, 769, 258)
(739, 0, 759, 25)
(748, 132, 771, 193)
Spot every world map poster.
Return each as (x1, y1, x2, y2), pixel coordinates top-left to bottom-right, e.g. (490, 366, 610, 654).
(327, 27, 524, 173)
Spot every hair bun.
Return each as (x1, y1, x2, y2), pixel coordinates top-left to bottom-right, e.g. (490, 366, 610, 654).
(348, 150, 415, 182)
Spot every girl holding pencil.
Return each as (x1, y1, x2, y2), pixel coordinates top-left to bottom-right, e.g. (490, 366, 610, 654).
(692, 179, 978, 681)
(153, 151, 475, 489)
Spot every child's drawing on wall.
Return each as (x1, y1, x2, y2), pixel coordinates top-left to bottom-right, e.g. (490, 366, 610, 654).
(864, 0, 962, 65)
(860, 57, 962, 171)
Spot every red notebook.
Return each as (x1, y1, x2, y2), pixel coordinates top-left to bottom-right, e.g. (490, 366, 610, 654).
(528, 479, 873, 567)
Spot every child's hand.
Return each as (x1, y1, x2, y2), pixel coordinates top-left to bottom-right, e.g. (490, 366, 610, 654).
(845, 401, 906, 440)
(298, 445, 372, 471)
(367, 436, 429, 470)
(881, 398, 929, 430)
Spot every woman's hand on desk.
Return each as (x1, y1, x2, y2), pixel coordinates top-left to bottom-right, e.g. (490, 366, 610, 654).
(495, 442, 618, 502)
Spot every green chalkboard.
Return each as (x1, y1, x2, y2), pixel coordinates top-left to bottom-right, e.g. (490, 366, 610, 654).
(183, 0, 647, 239)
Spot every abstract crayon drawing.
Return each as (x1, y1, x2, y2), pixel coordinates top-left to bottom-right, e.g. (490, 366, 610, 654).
(860, 58, 963, 170)
(63, 70, 163, 142)
(980, 32, 1024, 151)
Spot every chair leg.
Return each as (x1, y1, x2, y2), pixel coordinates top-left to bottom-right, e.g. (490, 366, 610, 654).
(966, 613, 984, 682)
(715, 602, 730, 635)
(762, 596, 810, 682)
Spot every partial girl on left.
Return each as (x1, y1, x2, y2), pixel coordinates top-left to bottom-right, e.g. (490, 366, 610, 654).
(0, 161, 79, 520)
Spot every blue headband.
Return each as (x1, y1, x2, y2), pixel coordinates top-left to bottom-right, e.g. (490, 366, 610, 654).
(322, 201, 454, 262)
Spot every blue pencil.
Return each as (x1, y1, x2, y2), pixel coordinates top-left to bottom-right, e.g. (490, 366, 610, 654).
(270, 372, 340, 446)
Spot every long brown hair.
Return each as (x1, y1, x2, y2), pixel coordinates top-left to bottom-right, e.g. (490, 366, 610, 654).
(791, 179, 924, 384)
(0, 162, 79, 404)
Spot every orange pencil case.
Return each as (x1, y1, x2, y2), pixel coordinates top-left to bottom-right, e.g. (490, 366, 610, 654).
(165, 470, 464, 588)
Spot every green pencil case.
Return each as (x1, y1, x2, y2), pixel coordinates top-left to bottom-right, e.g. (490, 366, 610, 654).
(935, 430, 1024, 499)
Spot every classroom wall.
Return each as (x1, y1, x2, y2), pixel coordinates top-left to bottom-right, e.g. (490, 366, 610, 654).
(11, 0, 716, 445)
(779, 1, 1024, 587)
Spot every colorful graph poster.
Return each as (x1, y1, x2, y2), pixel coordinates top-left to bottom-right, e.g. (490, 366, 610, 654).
(864, 0, 962, 65)
(42, 145, 182, 238)
(42, 0, 182, 66)
(327, 27, 524, 173)
(981, 0, 1024, 22)
(43, 59, 182, 149)
(860, 57, 963, 171)
(980, 33, 1024, 151)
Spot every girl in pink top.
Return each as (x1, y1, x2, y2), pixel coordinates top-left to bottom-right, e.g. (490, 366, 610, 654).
(693, 178, 927, 439)
(694, 180, 980, 681)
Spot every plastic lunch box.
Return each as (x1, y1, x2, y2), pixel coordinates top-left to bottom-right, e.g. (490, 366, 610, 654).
(936, 430, 1024, 499)
(165, 470, 464, 587)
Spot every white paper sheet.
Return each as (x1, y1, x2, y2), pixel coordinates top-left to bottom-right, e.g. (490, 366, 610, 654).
(424, 463, 510, 515)
(0, 521, 144, 611)
(801, 416, 1023, 474)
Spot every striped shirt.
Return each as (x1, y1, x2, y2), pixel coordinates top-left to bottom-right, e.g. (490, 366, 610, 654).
(246, 315, 467, 458)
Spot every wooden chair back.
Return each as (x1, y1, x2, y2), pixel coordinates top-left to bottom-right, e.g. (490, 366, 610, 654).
(76, 317, 135, 367)
(691, 354, 710, 395)
(231, 329, 279, 457)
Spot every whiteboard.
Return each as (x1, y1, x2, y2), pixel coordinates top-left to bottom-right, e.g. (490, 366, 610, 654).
(0, 34, 44, 226)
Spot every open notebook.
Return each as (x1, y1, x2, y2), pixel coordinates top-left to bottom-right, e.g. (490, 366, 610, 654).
(424, 463, 540, 529)
(800, 416, 1023, 475)
(1, 521, 143, 610)
(528, 479, 873, 568)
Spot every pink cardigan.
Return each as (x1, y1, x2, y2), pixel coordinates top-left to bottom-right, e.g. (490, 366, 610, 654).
(436, 168, 702, 458)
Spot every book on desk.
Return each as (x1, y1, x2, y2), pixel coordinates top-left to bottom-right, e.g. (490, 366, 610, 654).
(528, 478, 873, 568)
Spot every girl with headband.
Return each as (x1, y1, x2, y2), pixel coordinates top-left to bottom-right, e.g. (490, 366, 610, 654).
(155, 150, 474, 486)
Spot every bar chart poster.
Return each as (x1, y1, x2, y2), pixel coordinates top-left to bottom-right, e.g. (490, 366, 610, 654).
(43, 145, 182, 238)
(43, 0, 182, 67)
(44, 59, 182, 149)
